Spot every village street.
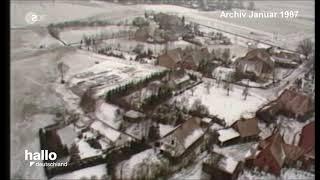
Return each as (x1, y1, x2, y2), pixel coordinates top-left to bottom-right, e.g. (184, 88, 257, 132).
(247, 59, 313, 101)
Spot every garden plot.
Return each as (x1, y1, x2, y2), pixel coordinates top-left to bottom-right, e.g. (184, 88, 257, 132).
(58, 50, 166, 97)
(173, 79, 268, 126)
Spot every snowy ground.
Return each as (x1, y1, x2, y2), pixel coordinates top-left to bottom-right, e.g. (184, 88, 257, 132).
(11, 1, 110, 28)
(115, 149, 169, 179)
(50, 164, 107, 180)
(168, 152, 210, 180)
(239, 168, 315, 180)
(173, 78, 268, 126)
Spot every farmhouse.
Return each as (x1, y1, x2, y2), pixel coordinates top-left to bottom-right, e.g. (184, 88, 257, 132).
(165, 69, 190, 89)
(235, 48, 275, 80)
(203, 152, 243, 180)
(158, 117, 205, 165)
(252, 129, 286, 175)
(256, 89, 313, 123)
(181, 47, 211, 70)
(157, 48, 183, 69)
(231, 117, 260, 142)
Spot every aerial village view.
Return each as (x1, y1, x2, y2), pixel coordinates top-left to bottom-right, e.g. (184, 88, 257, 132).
(11, 0, 314, 179)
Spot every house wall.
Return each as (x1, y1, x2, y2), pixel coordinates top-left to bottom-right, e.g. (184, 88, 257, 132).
(158, 55, 176, 69)
(202, 163, 233, 180)
(219, 136, 240, 147)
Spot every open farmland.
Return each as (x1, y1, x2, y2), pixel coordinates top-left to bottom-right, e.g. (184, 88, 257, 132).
(138, 1, 314, 50)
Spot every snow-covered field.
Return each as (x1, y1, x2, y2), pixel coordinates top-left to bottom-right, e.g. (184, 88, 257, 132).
(11, 1, 107, 27)
(174, 79, 268, 126)
(59, 25, 137, 44)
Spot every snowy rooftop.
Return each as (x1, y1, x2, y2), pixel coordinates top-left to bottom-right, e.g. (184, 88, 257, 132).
(125, 110, 145, 119)
(201, 117, 212, 124)
(174, 75, 190, 85)
(184, 129, 204, 148)
(218, 156, 239, 174)
(217, 128, 240, 143)
(90, 121, 121, 142)
(159, 124, 177, 137)
(212, 66, 235, 80)
(95, 101, 121, 129)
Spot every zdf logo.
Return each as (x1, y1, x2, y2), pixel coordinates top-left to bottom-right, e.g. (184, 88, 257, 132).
(25, 12, 46, 25)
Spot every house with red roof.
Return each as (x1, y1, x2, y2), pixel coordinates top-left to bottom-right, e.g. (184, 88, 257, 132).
(298, 121, 315, 172)
(252, 129, 286, 175)
(256, 89, 314, 123)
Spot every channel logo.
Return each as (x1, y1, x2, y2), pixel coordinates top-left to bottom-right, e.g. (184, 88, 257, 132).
(25, 12, 46, 25)
(25, 150, 67, 167)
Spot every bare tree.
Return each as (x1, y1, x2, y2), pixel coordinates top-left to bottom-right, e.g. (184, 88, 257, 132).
(79, 87, 96, 113)
(223, 74, 233, 96)
(204, 81, 212, 94)
(191, 99, 209, 115)
(247, 1, 255, 10)
(215, 48, 222, 60)
(190, 87, 195, 96)
(242, 86, 249, 100)
(297, 38, 314, 59)
(57, 62, 69, 83)
(222, 48, 231, 65)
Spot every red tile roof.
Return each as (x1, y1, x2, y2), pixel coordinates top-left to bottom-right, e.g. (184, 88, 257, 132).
(298, 121, 315, 153)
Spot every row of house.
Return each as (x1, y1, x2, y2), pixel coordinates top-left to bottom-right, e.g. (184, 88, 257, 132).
(157, 47, 212, 70)
(245, 121, 314, 175)
(158, 47, 301, 82)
